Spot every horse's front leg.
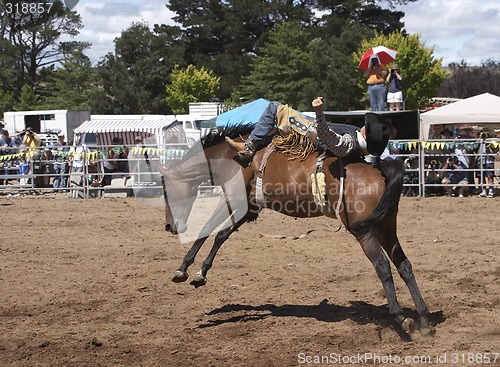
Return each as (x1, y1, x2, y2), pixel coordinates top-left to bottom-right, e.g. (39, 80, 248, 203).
(172, 236, 209, 283)
(172, 193, 246, 283)
(189, 213, 253, 288)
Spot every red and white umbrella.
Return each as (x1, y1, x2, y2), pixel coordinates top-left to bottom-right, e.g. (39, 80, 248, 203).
(358, 46, 397, 69)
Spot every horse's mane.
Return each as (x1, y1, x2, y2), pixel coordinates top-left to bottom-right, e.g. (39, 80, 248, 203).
(171, 125, 254, 165)
(201, 125, 255, 148)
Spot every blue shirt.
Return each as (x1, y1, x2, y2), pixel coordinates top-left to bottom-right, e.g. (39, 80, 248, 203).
(449, 160, 467, 181)
(388, 74, 402, 93)
(0, 136, 17, 155)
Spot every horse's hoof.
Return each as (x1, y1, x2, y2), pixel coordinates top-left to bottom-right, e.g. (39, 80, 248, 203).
(401, 318, 415, 334)
(190, 274, 207, 288)
(172, 270, 189, 283)
(420, 325, 436, 337)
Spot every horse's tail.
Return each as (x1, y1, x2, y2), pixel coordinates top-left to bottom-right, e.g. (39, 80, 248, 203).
(349, 159, 405, 238)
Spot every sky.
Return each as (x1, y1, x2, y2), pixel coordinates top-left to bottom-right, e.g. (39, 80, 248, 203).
(72, 0, 500, 67)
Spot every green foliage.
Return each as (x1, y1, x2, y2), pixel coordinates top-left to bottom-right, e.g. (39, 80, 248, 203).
(438, 60, 500, 98)
(241, 19, 369, 111)
(92, 22, 185, 114)
(1, 0, 467, 115)
(354, 31, 449, 109)
(0, 0, 86, 89)
(165, 64, 220, 114)
(14, 84, 41, 111)
(309, 24, 368, 110)
(168, 0, 315, 100)
(241, 21, 316, 111)
(0, 90, 15, 117)
(41, 48, 94, 111)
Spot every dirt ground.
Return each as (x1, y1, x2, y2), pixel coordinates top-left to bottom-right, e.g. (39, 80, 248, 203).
(1, 193, 499, 367)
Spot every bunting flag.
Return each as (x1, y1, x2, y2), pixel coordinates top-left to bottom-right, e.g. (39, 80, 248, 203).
(1, 141, 497, 163)
(0, 146, 188, 162)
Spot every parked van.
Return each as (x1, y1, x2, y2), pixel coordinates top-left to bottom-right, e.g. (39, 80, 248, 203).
(3, 110, 90, 143)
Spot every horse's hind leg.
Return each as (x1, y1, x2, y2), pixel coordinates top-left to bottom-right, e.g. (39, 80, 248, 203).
(383, 237, 435, 336)
(357, 235, 413, 332)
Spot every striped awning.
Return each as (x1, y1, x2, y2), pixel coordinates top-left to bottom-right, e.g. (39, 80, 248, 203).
(74, 116, 177, 134)
(73, 116, 179, 146)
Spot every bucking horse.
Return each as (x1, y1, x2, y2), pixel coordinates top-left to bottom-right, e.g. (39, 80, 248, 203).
(159, 124, 435, 336)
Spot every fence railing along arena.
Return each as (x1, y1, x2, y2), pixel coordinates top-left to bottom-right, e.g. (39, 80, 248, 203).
(1, 139, 499, 198)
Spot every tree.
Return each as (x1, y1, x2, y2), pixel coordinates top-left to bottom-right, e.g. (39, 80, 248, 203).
(14, 84, 41, 111)
(0, 38, 18, 114)
(168, 0, 315, 99)
(0, 38, 19, 93)
(240, 21, 316, 111)
(438, 60, 500, 98)
(0, 0, 87, 92)
(355, 31, 449, 109)
(165, 64, 220, 114)
(93, 22, 185, 114)
(0, 89, 15, 116)
(240, 18, 378, 111)
(42, 48, 95, 110)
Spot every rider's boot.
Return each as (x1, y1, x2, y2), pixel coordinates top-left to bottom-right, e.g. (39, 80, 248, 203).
(225, 137, 257, 165)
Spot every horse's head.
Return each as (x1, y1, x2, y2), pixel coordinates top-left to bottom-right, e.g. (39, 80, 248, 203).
(159, 126, 254, 236)
(159, 162, 201, 234)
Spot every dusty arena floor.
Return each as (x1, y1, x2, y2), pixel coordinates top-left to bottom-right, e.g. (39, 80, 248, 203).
(1, 194, 499, 366)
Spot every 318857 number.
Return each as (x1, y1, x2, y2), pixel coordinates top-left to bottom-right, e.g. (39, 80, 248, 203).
(5, 2, 55, 14)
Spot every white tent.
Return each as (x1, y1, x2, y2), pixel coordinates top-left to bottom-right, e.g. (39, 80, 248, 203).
(420, 93, 500, 139)
(73, 115, 180, 146)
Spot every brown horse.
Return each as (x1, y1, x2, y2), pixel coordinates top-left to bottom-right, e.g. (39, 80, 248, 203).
(160, 126, 435, 336)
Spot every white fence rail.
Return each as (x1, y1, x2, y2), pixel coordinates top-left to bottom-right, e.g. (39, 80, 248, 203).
(1, 139, 499, 198)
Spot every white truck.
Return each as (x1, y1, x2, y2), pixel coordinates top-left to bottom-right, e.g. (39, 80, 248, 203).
(2, 109, 90, 144)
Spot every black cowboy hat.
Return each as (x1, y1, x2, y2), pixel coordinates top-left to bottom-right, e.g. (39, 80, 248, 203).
(364, 113, 390, 156)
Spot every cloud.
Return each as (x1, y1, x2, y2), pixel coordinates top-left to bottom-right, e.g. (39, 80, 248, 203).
(398, 0, 500, 66)
(72, 0, 178, 64)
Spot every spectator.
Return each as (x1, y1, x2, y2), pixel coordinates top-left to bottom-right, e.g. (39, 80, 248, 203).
(476, 132, 495, 198)
(455, 131, 475, 190)
(22, 127, 41, 153)
(0, 129, 18, 154)
(424, 159, 443, 196)
(441, 128, 453, 139)
(22, 127, 41, 147)
(0, 129, 19, 185)
(68, 143, 90, 187)
(128, 136, 151, 186)
(441, 156, 468, 197)
(51, 133, 69, 191)
(380, 118, 399, 160)
(428, 124, 445, 140)
(133, 136, 149, 165)
(427, 124, 448, 167)
(101, 136, 130, 186)
(68, 143, 89, 174)
(363, 57, 387, 111)
(402, 155, 419, 197)
(386, 64, 403, 111)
